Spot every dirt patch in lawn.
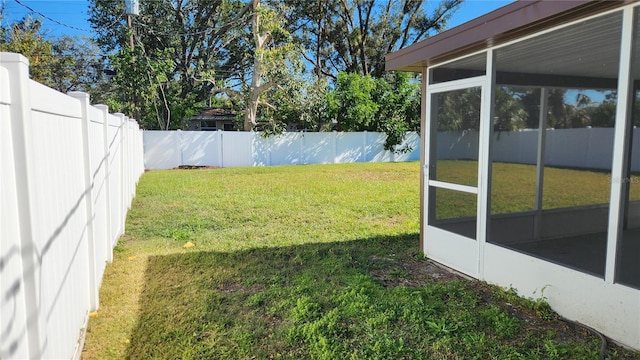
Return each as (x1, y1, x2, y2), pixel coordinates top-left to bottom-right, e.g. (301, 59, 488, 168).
(369, 255, 638, 359)
(174, 165, 221, 170)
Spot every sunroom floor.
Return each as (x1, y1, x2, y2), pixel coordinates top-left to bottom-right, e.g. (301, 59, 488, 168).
(507, 229, 639, 289)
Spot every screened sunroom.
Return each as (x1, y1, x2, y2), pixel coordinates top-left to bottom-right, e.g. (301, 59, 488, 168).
(386, 0, 640, 350)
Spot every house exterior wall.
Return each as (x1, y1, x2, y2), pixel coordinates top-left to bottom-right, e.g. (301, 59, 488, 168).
(483, 245, 640, 349)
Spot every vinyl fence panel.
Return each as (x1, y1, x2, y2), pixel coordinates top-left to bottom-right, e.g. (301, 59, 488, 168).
(181, 131, 221, 166)
(225, 131, 252, 167)
(143, 131, 421, 169)
(143, 131, 182, 169)
(301, 132, 334, 164)
(335, 132, 366, 163)
(0, 52, 143, 360)
(413, 128, 640, 172)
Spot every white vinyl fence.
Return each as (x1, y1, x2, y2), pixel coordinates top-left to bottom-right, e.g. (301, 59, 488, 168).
(144, 128, 640, 172)
(143, 130, 421, 169)
(437, 128, 640, 172)
(0, 53, 144, 359)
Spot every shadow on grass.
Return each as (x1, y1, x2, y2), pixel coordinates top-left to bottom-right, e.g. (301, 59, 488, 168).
(125, 234, 630, 360)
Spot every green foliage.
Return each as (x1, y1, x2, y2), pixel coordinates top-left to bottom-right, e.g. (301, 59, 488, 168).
(247, 1, 306, 131)
(494, 87, 527, 131)
(329, 72, 379, 130)
(480, 305, 521, 338)
(588, 101, 617, 128)
(436, 87, 481, 131)
(286, 0, 462, 77)
(0, 16, 55, 84)
(375, 72, 421, 152)
(48, 35, 104, 93)
(328, 71, 420, 151)
(0, 15, 110, 97)
(258, 71, 420, 152)
(86, 0, 458, 132)
(439, 86, 639, 133)
(106, 47, 174, 128)
(89, 0, 254, 127)
(298, 79, 331, 131)
(506, 87, 628, 130)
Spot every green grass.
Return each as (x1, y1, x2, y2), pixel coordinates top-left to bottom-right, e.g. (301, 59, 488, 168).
(82, 162, 640, 359)
(434, 160, 640, 218)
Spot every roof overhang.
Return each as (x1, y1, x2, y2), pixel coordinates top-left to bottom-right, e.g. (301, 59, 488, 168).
(386, 0, 632, 72)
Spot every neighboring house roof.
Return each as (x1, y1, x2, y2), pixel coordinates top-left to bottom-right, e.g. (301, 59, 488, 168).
(385, 0, 631, 72)
(190, 108, 236, 120)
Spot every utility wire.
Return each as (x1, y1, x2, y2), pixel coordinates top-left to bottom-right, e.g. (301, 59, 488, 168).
(12, 0, 92, 33)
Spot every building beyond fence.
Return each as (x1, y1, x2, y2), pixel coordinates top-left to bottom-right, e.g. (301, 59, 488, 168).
(0, 53, 144, 359)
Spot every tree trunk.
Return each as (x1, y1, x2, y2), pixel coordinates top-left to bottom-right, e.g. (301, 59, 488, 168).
(244, 0, 266, 131)
(244, 92, 260, 131)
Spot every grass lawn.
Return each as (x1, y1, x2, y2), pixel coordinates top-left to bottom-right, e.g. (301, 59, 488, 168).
(435, 160, 640, 218)
(82, 162, 639, 359)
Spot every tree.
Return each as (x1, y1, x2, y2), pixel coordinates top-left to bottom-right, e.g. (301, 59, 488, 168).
(297, 78, 331, 131)
(203, 0, 304, 131)
(588, 100, 616, 128)
(512, 88, 542, 129)
(435, 87, 481, 131)
(88, 0, 253, 126)
(373, 72, 421, 150)
(287, 0, 462, 78)
(493, 87, 527, 132)
(328, 72, 379, 130)
(49, 36, 104, 94)
(243, 0, 302, 130)
(0, 16, 107, 95)
(257, 75, 329, 133)
(107, 47, 175, 129)
(87, 0, 461, 136)
(328, 71, 420, 151)
(0, 16, 55, 85)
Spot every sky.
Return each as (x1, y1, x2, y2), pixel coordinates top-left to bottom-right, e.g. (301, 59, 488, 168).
(1, 0, 515, 38)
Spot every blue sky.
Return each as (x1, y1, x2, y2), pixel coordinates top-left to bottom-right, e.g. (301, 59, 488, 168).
(1, 0, 515, 38)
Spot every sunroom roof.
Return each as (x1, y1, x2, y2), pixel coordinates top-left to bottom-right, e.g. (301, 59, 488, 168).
(385, 0, 634, 80)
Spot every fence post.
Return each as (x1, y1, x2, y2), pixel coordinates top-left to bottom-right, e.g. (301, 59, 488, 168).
(332, 131, 337, 164)
(0, 56, 31, 359)
(114, 113, 126, 236)
(267, 133, 272, 166)
(1, 52, 44, 359)
(95, 105, 114, 262)
(122, 119, 128, 207)
(301, 133, 306, 165)
(218, 131, 223, 167)
(68, 92, 100, 311)
(363, 131, 368, 162)
(121, 116, 129, 224)
(177, 129, 184, 167)
(124, 119, 131, 208)
(135, 123, 142, 176)
(126, 119, 133, 206)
